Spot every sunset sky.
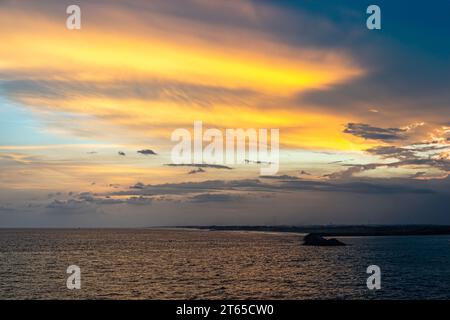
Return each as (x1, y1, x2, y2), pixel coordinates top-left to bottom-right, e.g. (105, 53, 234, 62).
(1, 0, 449, 227)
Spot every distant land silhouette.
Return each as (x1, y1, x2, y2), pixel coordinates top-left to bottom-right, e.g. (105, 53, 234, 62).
(175, 225, 450, 237)
(303, 233, 346, 246)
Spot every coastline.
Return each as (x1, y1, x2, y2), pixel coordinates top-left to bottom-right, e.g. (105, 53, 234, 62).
(174, 225, 450, 237)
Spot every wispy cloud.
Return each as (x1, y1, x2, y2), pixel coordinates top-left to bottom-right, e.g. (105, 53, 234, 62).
(189, 193, 239, 203)
(137, 149, 157, 155)
(165, 164, 233, 169)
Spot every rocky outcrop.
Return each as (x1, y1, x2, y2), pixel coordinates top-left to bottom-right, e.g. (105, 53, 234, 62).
(303, 233, 346, 246)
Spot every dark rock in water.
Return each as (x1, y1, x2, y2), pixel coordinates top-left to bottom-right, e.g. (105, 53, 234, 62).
(303, 233, 346, 246)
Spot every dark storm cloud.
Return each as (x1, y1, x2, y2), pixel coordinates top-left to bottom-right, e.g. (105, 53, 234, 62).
(343, 123, 406, 141)
(118, 151, 126, 156)
(45, 177, 436, 217)
(110, 177, 439, 198)
(298, 69, 450, 119)
(288, 1, 450, 120)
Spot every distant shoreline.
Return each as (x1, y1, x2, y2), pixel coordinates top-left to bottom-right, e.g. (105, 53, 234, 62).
(174, 225, 450, 237)
(2, 225, 450, 237)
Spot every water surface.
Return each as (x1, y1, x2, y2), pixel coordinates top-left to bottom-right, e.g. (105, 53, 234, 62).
(1, 229, 449, 299)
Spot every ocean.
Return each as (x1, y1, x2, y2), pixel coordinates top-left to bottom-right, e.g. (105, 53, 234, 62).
(1, 228, 450, 299)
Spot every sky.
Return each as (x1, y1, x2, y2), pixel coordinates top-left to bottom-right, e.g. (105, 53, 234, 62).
(0, 0, 449, 227)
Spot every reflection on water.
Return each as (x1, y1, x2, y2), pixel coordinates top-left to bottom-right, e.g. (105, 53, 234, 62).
(1, 229, 450, 299)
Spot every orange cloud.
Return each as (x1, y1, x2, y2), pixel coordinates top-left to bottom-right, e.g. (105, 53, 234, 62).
(0, 4, 367, 153)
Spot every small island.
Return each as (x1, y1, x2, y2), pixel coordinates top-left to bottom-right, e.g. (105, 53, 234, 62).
(302, 233, 346, 246)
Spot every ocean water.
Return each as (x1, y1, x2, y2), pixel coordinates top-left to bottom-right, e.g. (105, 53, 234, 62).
(1, 229, 450, 300)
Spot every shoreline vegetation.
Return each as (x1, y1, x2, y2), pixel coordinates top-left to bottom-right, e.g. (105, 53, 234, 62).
(175, 225, 450, 237)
